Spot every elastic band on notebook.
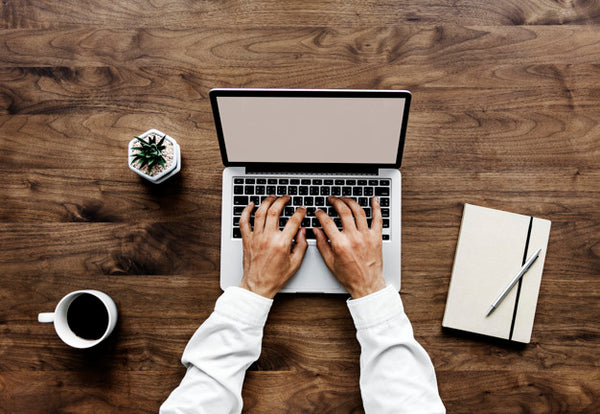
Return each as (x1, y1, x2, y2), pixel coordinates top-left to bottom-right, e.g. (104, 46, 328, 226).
(509, 216, 533, 340)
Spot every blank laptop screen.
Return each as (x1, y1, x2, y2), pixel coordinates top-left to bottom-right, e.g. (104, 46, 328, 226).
(216, 95, 407, 165)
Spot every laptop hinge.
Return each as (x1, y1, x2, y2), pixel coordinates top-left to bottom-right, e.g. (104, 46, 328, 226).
(245, 165, 380, 175)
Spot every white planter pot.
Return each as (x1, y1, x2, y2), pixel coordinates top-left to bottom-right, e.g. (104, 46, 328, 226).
(128, 129, 181, 184)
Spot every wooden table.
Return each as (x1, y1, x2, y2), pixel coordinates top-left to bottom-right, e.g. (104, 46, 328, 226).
(1, 1, 599, 412)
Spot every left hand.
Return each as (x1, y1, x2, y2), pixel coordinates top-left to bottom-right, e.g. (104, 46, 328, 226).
(239, 195, 309, 299)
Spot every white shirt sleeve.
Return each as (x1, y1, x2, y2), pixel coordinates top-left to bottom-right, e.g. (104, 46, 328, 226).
(347, 285, 446, 414)
(160, 286, 273, 414)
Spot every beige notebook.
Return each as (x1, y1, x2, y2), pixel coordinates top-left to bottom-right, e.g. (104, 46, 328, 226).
(442, 204, 551, 343)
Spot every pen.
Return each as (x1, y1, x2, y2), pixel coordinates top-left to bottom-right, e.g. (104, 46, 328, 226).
(486, 248, 542, 317)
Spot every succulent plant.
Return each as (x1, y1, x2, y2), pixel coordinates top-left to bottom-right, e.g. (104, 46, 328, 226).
(130, 134, 167, 173)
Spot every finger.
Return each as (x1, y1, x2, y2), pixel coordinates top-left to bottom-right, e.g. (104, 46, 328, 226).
(328, 196, 356, 232)
(341, 197, 368, 232)
(313, 227, 335, 269)
(264, 195, 290, 231)
(315, 207, 341, 242)
(370, 196, 382, 233)
(253, 195, 276, 233)
(239, 202, 254, 241)
(282, 206, 306, 240)
(290, 227, 309, 268)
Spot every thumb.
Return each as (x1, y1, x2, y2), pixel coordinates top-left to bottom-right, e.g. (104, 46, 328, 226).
(313, 227, 334, 269)
(290, 227, 309, 267)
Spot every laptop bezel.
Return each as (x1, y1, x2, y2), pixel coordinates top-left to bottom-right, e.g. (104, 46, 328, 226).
(209, 88, 411, 173)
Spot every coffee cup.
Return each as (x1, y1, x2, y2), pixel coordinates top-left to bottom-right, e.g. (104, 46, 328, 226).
(38, 290, 118, 349)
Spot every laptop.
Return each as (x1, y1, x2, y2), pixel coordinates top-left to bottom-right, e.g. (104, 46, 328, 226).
(210, 88, 411, 293)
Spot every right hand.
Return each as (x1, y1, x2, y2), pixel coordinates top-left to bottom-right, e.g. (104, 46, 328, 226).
(313, 196, 386, 299)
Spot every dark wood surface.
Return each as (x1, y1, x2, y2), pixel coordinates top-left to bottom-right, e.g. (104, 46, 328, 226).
(1, 1, 599, 412)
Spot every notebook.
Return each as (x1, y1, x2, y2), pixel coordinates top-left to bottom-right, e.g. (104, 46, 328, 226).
(442, 203, 551, 343)
(209, 88, 411, 293)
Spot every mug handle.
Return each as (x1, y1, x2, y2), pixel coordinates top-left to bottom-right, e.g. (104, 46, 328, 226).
(38, 312, 55, 323)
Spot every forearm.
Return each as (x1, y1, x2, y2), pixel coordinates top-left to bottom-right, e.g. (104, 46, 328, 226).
(348, 285, 445, 414)
(160, 287, 273, 414)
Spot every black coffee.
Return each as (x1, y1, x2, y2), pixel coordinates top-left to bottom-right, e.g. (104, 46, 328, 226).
(66, 294, 109, 340)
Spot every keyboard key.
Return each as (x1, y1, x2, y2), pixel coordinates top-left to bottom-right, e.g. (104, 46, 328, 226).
(380, 180, 390, 186)
(375, 187, 389, 196)
(311, 218, 320, 227)
(383, 219, 389, 228)
(234, 207, 245, 215)
(312, 179, 322, 185)
(290, 179, 300, 185)
(250, 196, 260, 205)
(284, 207, 295, 216)
(305, 228, 316, 239)
(342, 187, 352, 196)
(234, 178, 244, 184)
(279, 178, 289, 184)
(358, 197, 369, 207)
(304, 197, 314, 206)
(382, 234, 390, 241)
(246, 178, 255, 184)
(234, 196, 248, 205)
(382, 208, 389, 218)
(346, 179, 356, 185)
(335, 179, 344, 185)
(293, 197, 303, 206)
(310, 186, 320, 195)
(257, 178, 266, 184)
(364, 187, 374, 196)
(380, 197, 390, 207)
(306, 207, 316, 216)
(255, 186, 265, 195)
(324, 179, 333, 185)
(320, 187, 330, 196)
(301, 179, 311, 185)
(302, 218, 311, 227)
(358, 180, 367, 185)
(234, 185, 243, 194)
(266, 186, 276, 195)
(315, 197, 325, 206)
(331, 187, 341, 196)
(268, 178, 277, 184)
(233, 228, 242, 238)
(244, 185, 254, 194)
(299, 186, 308, 195)
(364, 207, 371, 218)
(353, 187, 362, 196)
(288, 186, 298, 195)
(277, 186, 287, 195)
(233, 217, 240, 226)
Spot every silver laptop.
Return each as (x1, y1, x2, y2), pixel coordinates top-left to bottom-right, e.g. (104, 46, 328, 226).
(210, 88, 411, 293)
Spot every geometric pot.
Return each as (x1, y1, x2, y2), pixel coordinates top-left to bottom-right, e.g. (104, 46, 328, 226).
(128, 128, 181, 184)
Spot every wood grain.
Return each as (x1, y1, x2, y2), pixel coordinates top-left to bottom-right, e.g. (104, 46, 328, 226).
(1, 0, 599, 413)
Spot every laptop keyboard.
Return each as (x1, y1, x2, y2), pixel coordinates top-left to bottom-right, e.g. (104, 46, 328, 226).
(231, 176, 392, 240)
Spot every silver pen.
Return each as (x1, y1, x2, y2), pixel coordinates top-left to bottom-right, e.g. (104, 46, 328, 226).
(486, 248, 542, 317)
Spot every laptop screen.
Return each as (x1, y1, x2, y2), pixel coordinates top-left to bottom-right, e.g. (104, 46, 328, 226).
(210, 89, 411, 170)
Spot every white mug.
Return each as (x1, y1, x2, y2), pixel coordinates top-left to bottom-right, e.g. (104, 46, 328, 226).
(38, 290, 118, 349)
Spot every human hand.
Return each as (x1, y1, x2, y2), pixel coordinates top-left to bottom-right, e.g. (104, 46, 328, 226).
(314, 196, 386, 299)
(239, 195, 308, 299)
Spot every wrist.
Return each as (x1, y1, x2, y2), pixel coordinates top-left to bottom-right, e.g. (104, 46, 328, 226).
(347, 278, 386, 299)
(239, 279, 278, 299)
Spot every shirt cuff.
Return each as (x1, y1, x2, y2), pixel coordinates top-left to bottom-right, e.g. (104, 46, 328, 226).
(346, 285, 404, 330)
(214, 286, 274, 328)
